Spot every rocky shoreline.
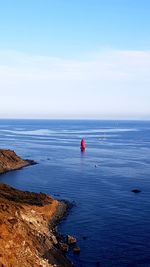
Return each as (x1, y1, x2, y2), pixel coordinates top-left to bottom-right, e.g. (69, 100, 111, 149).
(0, 149, 75, 267)
(0, 183, 73, 267)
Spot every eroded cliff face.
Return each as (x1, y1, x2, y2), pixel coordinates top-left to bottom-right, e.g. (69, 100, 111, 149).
(0, 184, 72, 267)
(0, 149, 34, 174)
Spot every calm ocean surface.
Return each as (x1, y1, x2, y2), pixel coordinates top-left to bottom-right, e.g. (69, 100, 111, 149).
(0, 119, 150, 267)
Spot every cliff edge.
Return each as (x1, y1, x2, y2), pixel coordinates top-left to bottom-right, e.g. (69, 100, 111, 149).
(0, 184, 73, 267)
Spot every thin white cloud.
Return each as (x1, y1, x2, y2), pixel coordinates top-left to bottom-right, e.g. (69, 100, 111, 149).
(0, 49, 150, 119)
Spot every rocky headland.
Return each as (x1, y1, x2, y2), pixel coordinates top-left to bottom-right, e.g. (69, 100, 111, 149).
(0, 149, 35, 174)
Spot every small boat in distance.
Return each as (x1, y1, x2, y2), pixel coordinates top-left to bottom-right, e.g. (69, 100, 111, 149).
(80, 139, 86, 151)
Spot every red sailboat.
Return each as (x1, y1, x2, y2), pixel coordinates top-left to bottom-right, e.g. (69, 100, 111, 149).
(80, 139, 86, 151)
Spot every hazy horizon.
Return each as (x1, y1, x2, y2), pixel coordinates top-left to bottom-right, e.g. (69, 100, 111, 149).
(0, 117, 150, 121)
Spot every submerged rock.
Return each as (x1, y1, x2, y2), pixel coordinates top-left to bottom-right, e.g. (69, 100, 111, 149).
(73, 246, 80, 254)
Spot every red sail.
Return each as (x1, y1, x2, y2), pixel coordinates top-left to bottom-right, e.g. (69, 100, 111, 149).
(80, 139, 86, 150)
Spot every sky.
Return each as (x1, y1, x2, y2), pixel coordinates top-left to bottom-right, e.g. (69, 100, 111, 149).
(0, 0, 150, 119)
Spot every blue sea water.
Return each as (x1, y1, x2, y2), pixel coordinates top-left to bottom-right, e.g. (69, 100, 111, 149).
(0, 119, 150, 267)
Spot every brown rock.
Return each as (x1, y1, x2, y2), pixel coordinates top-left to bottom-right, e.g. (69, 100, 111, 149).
(67, 235, 77, 245)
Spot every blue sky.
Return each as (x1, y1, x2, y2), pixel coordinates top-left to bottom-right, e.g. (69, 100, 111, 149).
(0, 0, 150, 119)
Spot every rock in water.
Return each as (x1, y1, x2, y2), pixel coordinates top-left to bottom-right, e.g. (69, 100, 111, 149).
(73, 246, 81, 254)
(67, 235, 77, 245)
(131, 188, 141, 193)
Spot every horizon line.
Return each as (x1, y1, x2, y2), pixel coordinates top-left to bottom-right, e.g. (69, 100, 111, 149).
(0, 117, 150, 121)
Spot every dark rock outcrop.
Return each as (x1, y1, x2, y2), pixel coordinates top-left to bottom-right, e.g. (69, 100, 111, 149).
(131, 188, 141, 193)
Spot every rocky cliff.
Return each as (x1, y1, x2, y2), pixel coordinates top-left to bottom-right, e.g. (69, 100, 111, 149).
(0, 184, 73, 267)
(0, 150, 73, 267)
(0, 149, 35, 174)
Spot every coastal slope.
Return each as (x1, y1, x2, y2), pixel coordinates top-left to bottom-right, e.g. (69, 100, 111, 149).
(0, 183, 72, 267)
(0, 149, 34, 174)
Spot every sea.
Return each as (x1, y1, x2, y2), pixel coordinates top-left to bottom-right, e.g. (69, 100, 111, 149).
(0, 119, 150, 267)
